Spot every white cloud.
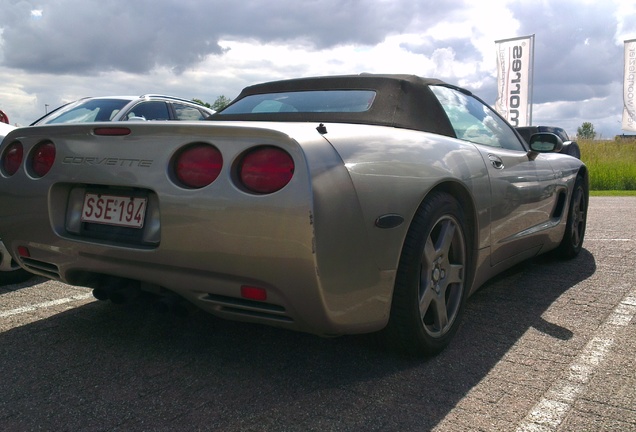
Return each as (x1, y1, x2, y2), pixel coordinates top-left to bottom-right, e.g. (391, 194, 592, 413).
(0, 0, 633, 137)
(615, 1, 636, 42)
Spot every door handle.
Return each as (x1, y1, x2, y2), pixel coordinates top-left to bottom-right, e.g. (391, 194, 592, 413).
(488, 154, 504, 169)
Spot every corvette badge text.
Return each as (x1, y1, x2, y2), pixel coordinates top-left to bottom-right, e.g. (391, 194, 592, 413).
(62, 157, 153, 168)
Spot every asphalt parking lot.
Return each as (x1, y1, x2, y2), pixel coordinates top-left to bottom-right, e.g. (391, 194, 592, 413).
(1, 196, 634, 431)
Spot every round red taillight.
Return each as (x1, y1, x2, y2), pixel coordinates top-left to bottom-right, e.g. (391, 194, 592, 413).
(2, 141, 23, 176)
(31, 141, 56, 177)
(174, 143, 223, 188)
(239, 146, 294, 194)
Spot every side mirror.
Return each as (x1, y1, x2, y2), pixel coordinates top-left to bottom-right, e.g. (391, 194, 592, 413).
(528, 132, 564, 153)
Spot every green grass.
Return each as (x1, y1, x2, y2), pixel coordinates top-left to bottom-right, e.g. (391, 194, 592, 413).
(579, 138, 636, 194)
(590, 190, 636, 196)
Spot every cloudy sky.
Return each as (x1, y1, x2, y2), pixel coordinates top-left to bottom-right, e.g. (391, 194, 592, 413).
(1, 0, 634, 138)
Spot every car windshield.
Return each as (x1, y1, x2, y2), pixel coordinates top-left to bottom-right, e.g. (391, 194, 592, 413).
(41, 99, 130, 124)
(218, 90, 376, 114)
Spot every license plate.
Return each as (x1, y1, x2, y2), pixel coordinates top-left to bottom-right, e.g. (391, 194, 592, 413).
(81, 193, 147, 228)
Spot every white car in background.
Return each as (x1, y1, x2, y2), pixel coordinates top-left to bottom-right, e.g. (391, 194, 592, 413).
(31, 95, 215, 125)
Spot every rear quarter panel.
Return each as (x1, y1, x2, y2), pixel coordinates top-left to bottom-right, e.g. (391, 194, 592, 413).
(312, 123, 491, 287)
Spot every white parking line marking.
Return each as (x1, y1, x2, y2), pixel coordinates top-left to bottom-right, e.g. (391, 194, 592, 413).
(516, 286, 636, 431)
(0, 293, 93, 318)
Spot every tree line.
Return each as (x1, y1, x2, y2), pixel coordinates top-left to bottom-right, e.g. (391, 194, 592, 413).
(192, 96, 232, 112)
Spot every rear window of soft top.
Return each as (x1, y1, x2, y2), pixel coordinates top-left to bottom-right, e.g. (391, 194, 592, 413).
(218, 90, 376, 114)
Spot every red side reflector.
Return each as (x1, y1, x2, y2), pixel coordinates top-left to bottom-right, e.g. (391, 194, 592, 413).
(93, 127, 131, 136)
(240, 286, 267, 301)
(17, 246, 30, 257)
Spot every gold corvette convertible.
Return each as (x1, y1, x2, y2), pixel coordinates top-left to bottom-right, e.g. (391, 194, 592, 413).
(0, 74, 588, 356)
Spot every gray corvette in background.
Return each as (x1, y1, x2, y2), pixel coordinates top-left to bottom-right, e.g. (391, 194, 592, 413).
(0, 74, 588, 356)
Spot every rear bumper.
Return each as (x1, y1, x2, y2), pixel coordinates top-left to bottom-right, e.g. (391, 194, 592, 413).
(12, 236, 392, 335)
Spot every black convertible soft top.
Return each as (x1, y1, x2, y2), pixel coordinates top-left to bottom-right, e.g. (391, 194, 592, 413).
(210, 74, 469, 137)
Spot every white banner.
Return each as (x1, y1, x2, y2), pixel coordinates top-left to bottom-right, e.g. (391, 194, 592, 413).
(623, 39, 636, 132)
(495, 35, 534, 127)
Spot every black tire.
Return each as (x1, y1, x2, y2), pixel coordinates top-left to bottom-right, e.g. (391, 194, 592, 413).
(382, 191, 470, 357)
(555, 175, 588, 259)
